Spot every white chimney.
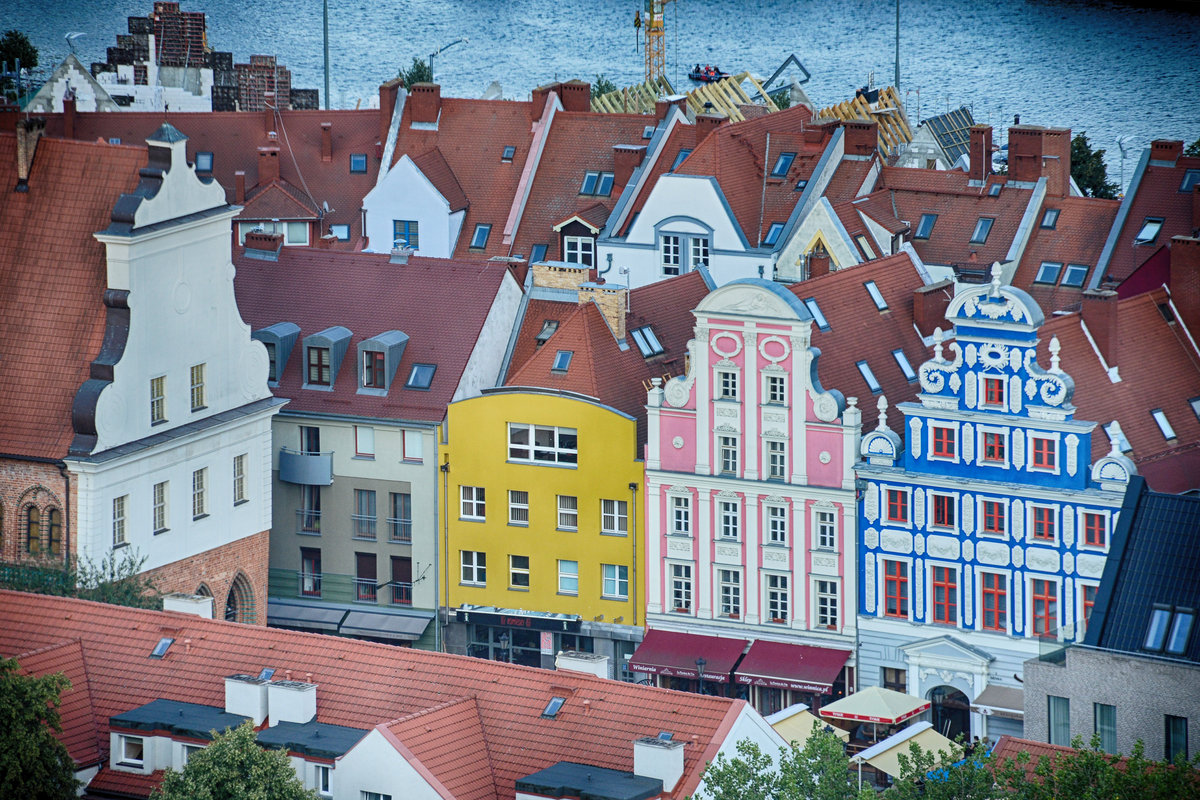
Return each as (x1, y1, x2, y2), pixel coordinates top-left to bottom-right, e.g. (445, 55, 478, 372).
(267, 680, 317, 726)
(634, 737, 685, 792)
(554, 651, 610, 680)
(224, 675, 269, 725)
(162, 592, 213, 619)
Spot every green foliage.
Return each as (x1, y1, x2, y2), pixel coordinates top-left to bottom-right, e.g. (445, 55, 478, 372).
(1071, 132, 1119, 199)
(770, 87, 792, 110)
(696, 738, 778, 800)
(884, 738, 995, 800)
(592, 73, 618, 100)
(153, 721, 319, 800)
(0, 550, 160, 610)
(399, 57, 433, 88)
(0, 29, 38, 102)
(0, 657, 80, 800)
(1185, 137, 1200, 158)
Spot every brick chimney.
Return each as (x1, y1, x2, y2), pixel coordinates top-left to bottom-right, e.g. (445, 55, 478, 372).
(63, 89, 77, 140)
(532, 261, 589, 291)
(1082, 288, 1120, 367)
(257, 146, 280, 184)
(613, 144, 646, 187)
(407, 83, 441, 125)
(808, 249, 831, 278)
(579, 282, 628, 339)
(1042, 127, 1071, 198)
(694, 112, 725, 140)
(968, 125, 992, 183)
(1007, 126, 1041, 184)
(234, 170, 246, 203)
(1169, 235, 1200, 332)
(842, 119, 878, 157)
(1193, 184, 1200, 236)
(530, 82, 558, 121)
(320, 122, 332, 162)
(13, 117, 46, 193)
(263, 91, 276, 133)
(913, 280, 953, 337)
(1150, 139, 1183, 165)
(243, 231, 284, 261)
(806, 118, 838, 144)
(655, 95, 687, 120)
(378, 78, 401, 145)
(559, 79, 590, 113)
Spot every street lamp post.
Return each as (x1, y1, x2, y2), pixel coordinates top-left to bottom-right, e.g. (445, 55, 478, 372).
(428, 37, 468, 83)
(695, 657, 707, 696)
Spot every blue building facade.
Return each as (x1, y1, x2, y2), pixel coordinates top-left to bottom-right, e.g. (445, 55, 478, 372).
(855, 268, 1136, 741)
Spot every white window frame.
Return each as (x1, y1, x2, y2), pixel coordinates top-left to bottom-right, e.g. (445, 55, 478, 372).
(978, 568, 1012, 634)
(354, 425, 375, 457)
(118, 734, 145, 768)
(764, 373, 786, 405)
(233, 453, 247, 504)
(1028, 431, 1060, 474)
(1028, 574, 1062, 639)
(690, 236, 710, 268)
(978, 424, 1010, 468)
(765, 504, 788, 545)
(1028, 502, 1058, 545)
(460, 550, 486, 585)
(979, 496, 1008, 537)
(718, 500, 740, 540)
(508, 423, 578, 465)
(150, 375, 166, 424)
(601, 499, 628, 535)
(670, 495, 691, 535)
(979, 374, 1008, 411)
(718, 568, 742, 618)
(563, 235, 595, 267)
(884, 485, 912, 528)
(113, 495, 128, 546)
(765, 573, 789, 622)
(1079, 508, 1112, 551)
(509, 554, 530, 588)
(814, 507, 837, 550)
(928, 422, 959, 463)
(557, 495, 579, 530)
(928, 563, 960, 626)
(315, 764, 332, 797)
(766, 439, 787, 480)
(460, 486, 486, 520)
(929, 491, 957, 531)
(192, 468, 207, 519)
(153, 481, 169, 533)
(189, 363, 206, 411)
(661, 234, 681, 275)
(716, 369, 739, 400)
(813, 578, 839, 630)
(558, 559, 579, 595)
(718, 435, 739, 475)
(508, 490, 529, 525)
(402, 429, 424, 462)
(602, 563, 629, 599)
(670, 562, 693, 612)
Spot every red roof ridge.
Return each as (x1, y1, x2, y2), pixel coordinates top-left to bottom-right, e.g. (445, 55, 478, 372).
(384, 694, 478, 730)
(13, 635, 84, 663)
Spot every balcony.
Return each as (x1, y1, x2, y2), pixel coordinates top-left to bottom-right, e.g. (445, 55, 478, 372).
(388, 517, 412, 544)
(278, 447, 333, 485)
(352, 514, 377, 540)
(390, 582, 413, 606)
(295, 509, 322, 535)
(354, 578, 377, 603)
(298, 571, 322, 598)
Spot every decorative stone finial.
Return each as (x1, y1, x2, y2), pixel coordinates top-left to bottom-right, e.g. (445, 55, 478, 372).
(988, 263, 1003, 298)
(933, 327, 945, 362)
(876, 396, 889, 431)
(1048, 335, 1062, 373)
(1108, 420, 1126, 455)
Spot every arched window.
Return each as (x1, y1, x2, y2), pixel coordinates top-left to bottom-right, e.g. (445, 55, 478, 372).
(196, 583, 212, 597)
(24, 506, 41, 555)
(48, 509, 63, 557)
(224, 573, 256, 624)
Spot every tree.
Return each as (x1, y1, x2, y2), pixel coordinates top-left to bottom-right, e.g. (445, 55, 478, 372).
(885, 738, 997, 800)
(154, 721, 318, 800)
(696, 726, 873, 800)
(0, 657, 80, 800)
(769, 86, 792, 110)
(1071, 132, 1119, 199)
(591, 73, 618, 100)
(1185, 137, 1200, 158)
(71, 549, 160, 609)
(399, 57, 432, 88)
(0, 29, 38, 102)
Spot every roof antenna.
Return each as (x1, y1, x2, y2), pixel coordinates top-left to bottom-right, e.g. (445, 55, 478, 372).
(65, 32, 86, 55)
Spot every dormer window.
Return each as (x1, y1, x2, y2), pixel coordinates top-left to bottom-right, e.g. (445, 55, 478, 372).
(302, 326, 352, 389)
(118, 735, 145, 768)
(914, 213, 937, 239)
(357, 330, 408, 394)
(970, 217, 994, 244)
(308, 347, 331, 385)
(252, 322, 300, 386)
(581, 171, 614, 196)
(501, 145, 516, 162)
(1135, 217, 1163, 245)
(195, 151, 213, 172)
(631, 325, 664, 357)
(362, 351, 384, 388)
(771, 152, 796, 177)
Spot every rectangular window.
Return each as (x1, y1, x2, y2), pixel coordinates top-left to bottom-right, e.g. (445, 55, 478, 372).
(914, 213, 937, 239)
(460, 486, 485, 520)
(113, 495, 128, 546)
(670, 147, 691, 170)
(932, 493, 956, 529)
(602, 564, 629, 599)
(766, 440, 786, 480)
(233, 454, 247, 504)
(1031, 436, 1056, 470)
(581, 170, 614, 196)
(461, 551, 486, 585)
(983, 377, 1005, 407)
(766, 505, 788, 544)
(719, 501, 739, 540)
(931, 425, 957, 459)
(558, 559, 578, 595)
(983, 500, 1006, 535)
(402, 429, 423, 461)
(631, 325, 664, 357)
(661, 234, 681, 275)
(501, 145, 516, 162)
(931, 566, 958, 625)
(1041, 208, 1060, 229)
(265, 342, 278, 382)
(970, 217, 995, 244)
(1031, 505, 1056, 542)
(771, 152, 796, 177)
(690, 237, 710, 268)
(766, 574, 789, 622)
(509, 555, 530, 588)
(816, 509, 836, 550)
(530, 243, 548, 263)
(804, 297, 830, 330)
(1151, 408, 1177, 440)
(764, 222, 785, 246)
(1135, 217, 1163, 245)
(470, 223, 491, 249)
(1048, 696, 1071, 746)
(190, 364, 206, 411)
(195, 151, 214, 172)
(1166, 715, 1189, 761)
(815, 580, 838, 629)
(884, 560, 909, 618)
(354, 425, 375, 457)
(330, 224, 350, 241)
(886, 489, 909, 524)
(349, 153, 367, 173)
(856, 234, 877, 260)
(508, 490, 529, 524)
(316, 764, 332, 797)
(1034, 262, 1062, 284)
(718, 435, 738, 474)
(300, 547, 322, 597)
(1094, 703, 1117, 753)
(882, 668, 907, 693)
(601, 499, 628, 535)
(150, 376, 166, 423)
(719, 569, 741, 617)
(1167, 610, 1194, 655)
(508, 423, 578, 465)
(988, 182, 1002, 197)
(671, 563, 692, 612)
(1080, 583, 1098, 635)
(671, 496, 691, 535)
(982, 431, 1007, 463)
(893, 349, 917, 382)
(307, 346, 331, 385)
(552, 350, 573, 372)
(392, 219, 419, 249)
(118, 735, 145, 767)
(1084, 513, 1106, 547)
(191, 469, 207, 519)
(388, 492, 412, 543)
(716, 370, 738, 400)
(857, 360, 882, 393)
(864, 280, 888, 310)
(982, 572, 1007, 631)
(765, 374, 786, 404)
(1054, 263, 1088, 288)
(563, 235, 595, 267)
(557, 495, 578, 530)
(1032, 578, 1058, 638)
(353, 489, 376, 539)
(362, 350, 385, 388)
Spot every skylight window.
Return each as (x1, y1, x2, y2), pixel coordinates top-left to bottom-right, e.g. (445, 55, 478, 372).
(914, 213, 937, 239)
(1145, 606, 1172, 650)
(1060, 264, 1090, 288)
(794, 179, 808, 192)
(349, 153, 368, 174)
(771, 152, 796, 177)
(542, 697, 566, 718)
(671, 148, 692, 171)
(893, 349, 916, 381)
(1104, 421, 1132, 453)
(530, 243, 548, 263)
(406, 364, 436, 389)
(108, 137, 122, 145)
(536, 320, 559, 344)
(150, 637, 174, 659)
(1041, 208, 1060, 229)
(501, 145, 516, 162)
(857, 360, 882, 393)
(970, 217, 995, 244)
(471, 224, 492, 249)
(803, 297, 830, 331)
(855, 235, 876, 260)
(642, 125, 656, 139)
(1135, 217, 1163, 245)
(1189, 396, 1200, 422)
(1034, 262, 1062, 284)
(1166, 610, 1194, 655)
(1180, 169, 1200, 193)
(657, 731, 674, 741)
(764, 222, 785, 246)
(864, 280, 888, 310)
(988, 182, 1002, 197)
(581, 171, 614, 196)
(631, 325, 665, 357)
(552, 350, 573, 372)
(195, 151, 214, 172)
(1151, 408, 1176, 440)
(258, 667, 276, 680)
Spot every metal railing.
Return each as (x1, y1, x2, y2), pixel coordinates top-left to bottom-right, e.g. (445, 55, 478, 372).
(388, 517, 412, 543)
(354, 578, 377, 603)
(390, 582, 413, 606)
(298, 571, 322, 598)
(296, 509, 322, 535)
(351, 514, 376, 540)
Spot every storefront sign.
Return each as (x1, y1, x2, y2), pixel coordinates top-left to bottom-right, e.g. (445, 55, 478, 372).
(735, 673, 829, 694)
(456, 608, 581, 633)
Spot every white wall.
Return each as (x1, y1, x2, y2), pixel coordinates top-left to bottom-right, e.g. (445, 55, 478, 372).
(362, 156, 456, 256)
(454, 270, 524, 400)
(335, 728, 445, 800)
(692, 706, 788, 799)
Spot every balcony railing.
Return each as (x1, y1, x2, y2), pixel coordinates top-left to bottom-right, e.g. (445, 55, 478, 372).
(278, 447, 334, 485)
(352, 514, 376, 540)
(354, 578, 377, 603)
(390, 582, 413, 606)
(388, 517, 412, 543)
(298, 571, 322, 597)
(295, 509, 322, 535)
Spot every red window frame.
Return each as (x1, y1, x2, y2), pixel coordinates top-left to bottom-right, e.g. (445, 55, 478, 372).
(883, 560, 909, 618)
(981, 573, 1007, 631)
(983, 377, 1005, 407)
(1031, 579, 1058, 638)
(931, 566, 957, 624)
(886, 489, 909, 523)
(982, 432, 1006, 463)
(1084, 513, 1106, 547)
(932, 426, 956, 458)
(1032, 506, 1056, 541)
(1032, 437, 1056, 469)
(363, 350, 385, 388)
(932, 494, 955, 528)
(1081, 584, 1098, 634)
(982, 501, 1006, 535)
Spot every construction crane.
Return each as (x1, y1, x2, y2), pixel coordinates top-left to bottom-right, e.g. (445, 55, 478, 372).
(637, 0, 677, 86)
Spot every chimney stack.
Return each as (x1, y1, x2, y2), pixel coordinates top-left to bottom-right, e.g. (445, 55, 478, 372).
(13, 117, 46, 193)
(1150, 139, 1183, 165)
(234, 170, 246, 203)
(1169, 235, 1200, 332)
(532, 262, 589, 291)
(633, 737, 685, 793)
(612, 144, 646, 188)
(1007, 126, 1040, 184)
(1193, 184, 1200, 237)
(968, 125, 992, 183)
(378, 78, 401, 146)
(267, 680, 317, 727)
(578, 283, 628, 340)
(694, 112, 725, 141)
(243, 231, 284, 261)
(224, 675, 269, 725)
(808, 249, 831, 279)
(263, 91, 276, 133)
(655, 95, 687, 120)
(257, 145, 280, 184)
(842, 119, 878, 157)
(530, 82, 558, 122)
(408, 83, 442, 125)
(320, 122, 332, 162)
(1082, 288, 1120, 367)
(913, 280, 954, 338)
(559, 79, 590, 113)
(1042, 128, 1071, 197)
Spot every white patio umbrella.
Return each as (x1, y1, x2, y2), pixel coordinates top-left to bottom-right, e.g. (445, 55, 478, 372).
(819, 685, 931, 740)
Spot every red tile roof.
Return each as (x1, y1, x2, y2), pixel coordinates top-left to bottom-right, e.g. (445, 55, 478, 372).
(385, 697, 496, 800)
(237, 178, 320, 221)
(617, 121, 703, 236)
(1015, 195, 1119, 313)
(0, 591, 744, 800)
(1105, 153, 1200, 283)
(0, 133, 144, 458)
(86, 767, 168, 798)
(233, 248, 514, 423)
(988, 735, 1079, 782)
(412, 148, 469, 213)
(18, 638, 101, 767)
(822, 158, 877, 204)
(850, 191, 907, 235)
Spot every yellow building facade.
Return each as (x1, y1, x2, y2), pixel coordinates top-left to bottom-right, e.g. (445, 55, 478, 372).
(439, 387, 644, 678)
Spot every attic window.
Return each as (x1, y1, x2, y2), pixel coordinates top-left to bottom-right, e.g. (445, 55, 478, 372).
(657, 731, 674, 741)
(857, 360, 882, 393)
(1167, 609, 1195, 655)
(803, 297, 830, 331)
(552, 350, 573, 372)
(330, 224, 350, 241)
(856, 235, 877, 260)
(150, 637, 174, 659)
(893, 349, 916, 382)
(349, 153, 368, 174)
(988, 182, 1002, 197)
(1041, 208, 1060, 229)
(764, 222, 785, 246)
(794, 179, 808, 191)
(642, 125, 655, 139)
(1135, 217, 1163, 245)
(914, 213, 937, 239)
(1151, 408, 1177, 440)
(406, 364, 436, 390)
(108, 137, 122, 145)
(542, 696, 567, 718)
(195, 151, 214, 172)
(771, 152, 796, 177)
(581, 171, 614, 196)
(535, 320, 559, 345)
(631, 325, 665, 357)
(258, 667, 276, 680)
(1034, 262, 1062, 284)
(1104, 422, 1132, 453)
(864, 280, 888, 311)
(501, 145, 516, 162)
(1189, 396, 1200, 422)
(969, 217, 994, 244)
(670, 148, 692, 171)
(1060, 264, 1090, 288)
(1145, 605, 1172, 650)
(531, 244, 548, 263)
(1180, 169, 1200, 192)
(471, 224, 492, 249)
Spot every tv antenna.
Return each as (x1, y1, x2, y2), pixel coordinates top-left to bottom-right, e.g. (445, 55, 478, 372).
(65, 32, 86, 55)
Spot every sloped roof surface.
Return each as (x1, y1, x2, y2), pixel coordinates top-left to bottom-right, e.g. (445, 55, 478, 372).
(0, 591, 742, 800)
(238, 178, 320, 220)
(618, 120, 703, 235)
(18, 638, 100, 766)
(0, 134, 144, 458)
(412, 147, 469, 212)
(922, 106, 975, 164)
(1106, 153, 1200, 283)
(1016, 195, 1120, 313)
(386, 696, 496, 800)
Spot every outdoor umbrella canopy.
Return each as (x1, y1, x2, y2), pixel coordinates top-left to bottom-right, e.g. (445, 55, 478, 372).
(818, 685, 930, 725)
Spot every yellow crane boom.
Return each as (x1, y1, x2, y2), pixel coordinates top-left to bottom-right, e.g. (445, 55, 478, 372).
(640, 0, 676, 86)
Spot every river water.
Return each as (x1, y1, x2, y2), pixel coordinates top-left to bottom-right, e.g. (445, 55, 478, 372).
(6, 0, 1199, 187)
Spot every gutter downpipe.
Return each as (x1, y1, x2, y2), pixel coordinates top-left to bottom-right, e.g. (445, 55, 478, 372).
(439, 453, 450, 652)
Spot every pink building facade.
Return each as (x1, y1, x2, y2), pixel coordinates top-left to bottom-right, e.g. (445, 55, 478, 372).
(638, 279, 862, 715)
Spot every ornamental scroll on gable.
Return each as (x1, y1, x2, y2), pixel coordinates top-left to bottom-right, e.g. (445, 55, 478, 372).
(918, 264, 1075, 420)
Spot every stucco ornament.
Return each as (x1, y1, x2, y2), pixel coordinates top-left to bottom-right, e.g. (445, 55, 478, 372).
(918, 328, 963, 394)
(671, 436, 684, 449)
(813, 391, 840, 423)
(710, 332, 742, 358)
(759, 335, 790, 363)
(818, 451, 832, 464)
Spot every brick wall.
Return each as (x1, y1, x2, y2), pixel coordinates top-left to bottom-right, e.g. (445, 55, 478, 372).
(142, 529, 269, 625)
(0, 457, 74, 568)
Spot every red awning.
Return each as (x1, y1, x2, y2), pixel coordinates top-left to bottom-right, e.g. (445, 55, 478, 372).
(629, 629, 749, 684)
(734, 640, 851, 694)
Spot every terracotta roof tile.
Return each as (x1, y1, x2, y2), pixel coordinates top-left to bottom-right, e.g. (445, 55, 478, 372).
(238, 178, 320, 220)
(86, 767, 168, 798)
(412, 148, 469, 212)
(850, 191, 907, 235)
(1106, 154, 1200, 283)
(18, 639, 101, 767)
(386, 697, 496, 800)
(618, 121, 702, 236)
(1015, 195, 1120, 313)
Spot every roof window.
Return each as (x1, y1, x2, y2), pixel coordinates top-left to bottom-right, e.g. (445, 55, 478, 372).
(892, 349, 916, 382)
(405, 363, 436, 390)
(1144, 605, 1195, 655)
(1060, 264, 1090, 288)
(670, 148, 692, 171)
(542, 697, 566, 718)
(771, 152, 796, 177)
(581, 171, 614, 196)
(536, 320, 559, 345)
(1041, 208, 1060, 229)
(855, 235, 876, 260)
(857, 360, 882, 393)
(988, 182, 1002, 197)
(803, 297, 830, 331)
(1189, 396, 1200, 422)
(530, 243, 548, 263)
(764, 222, 785, 246)
(969, 217, 995, 244)
(471, 223, 492, 249)
(794, 178, 808, 191)
(501, 145, 516, 162)
(552, 350, 573, 372)
(349, 153, 368, 174)
(1180, 169, 1200, 193)
(642, 125, 655, 139)
(108, 137, 122, 145)
(1151, 408, 1176, 440)
(1034, 262, 1062, 284)
(657, 731, 674, 741)
(864, 280, 888, 311)
(914, 213, 937, 239)
(1135, 217, 1163, 245)
(258, 667, 276, 680)
(195, 151, 214, 172)
(631, 325, 664, 357)
(150, 637, 174, 659)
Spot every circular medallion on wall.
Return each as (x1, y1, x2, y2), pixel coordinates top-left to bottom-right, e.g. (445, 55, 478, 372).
(710, 332, 742, 358)
(672, 436, 684, 449)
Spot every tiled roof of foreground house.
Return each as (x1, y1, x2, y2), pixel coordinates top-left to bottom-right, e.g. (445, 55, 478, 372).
(1, 591, 748, 800)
